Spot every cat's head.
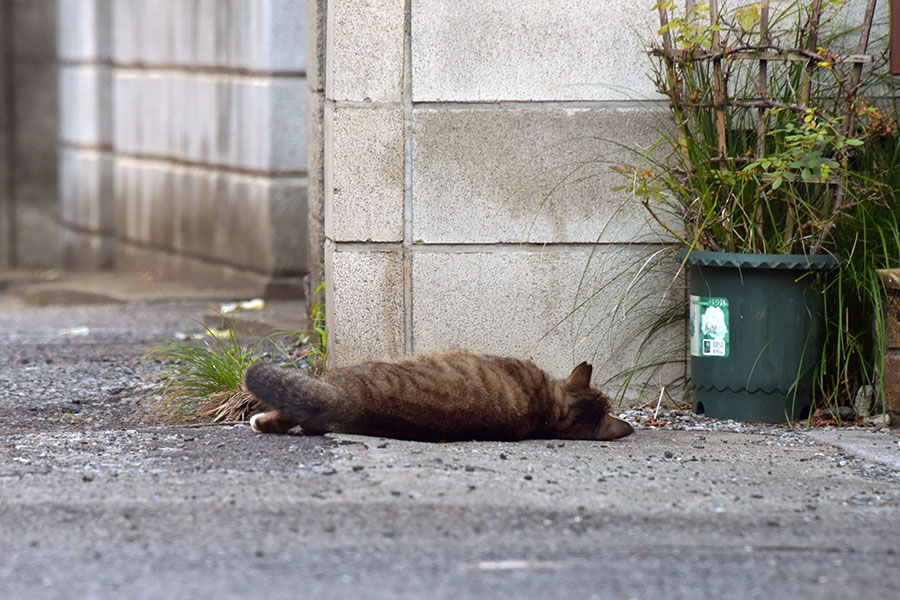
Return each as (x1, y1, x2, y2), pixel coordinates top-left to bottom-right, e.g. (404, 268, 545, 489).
(555, 362, 634, 440)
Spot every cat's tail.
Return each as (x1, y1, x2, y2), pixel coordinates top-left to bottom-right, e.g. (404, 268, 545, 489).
(243, 362, 338, 432)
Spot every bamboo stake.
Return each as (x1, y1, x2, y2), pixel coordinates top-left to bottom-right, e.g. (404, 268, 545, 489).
(843, 0, 878, 136)
(756, 0, 770, 159)
(651, 47, 871, 63)
(709, 0, 727, 163)
(811, 0, 879, 254)
(657, 4, 693, 173)
(683, 98, 810, 112)
(755, 1, 770, 252)
(892, 0, 900, 74)
(800, 0, 823, 107)
(657, 4, 674, 60)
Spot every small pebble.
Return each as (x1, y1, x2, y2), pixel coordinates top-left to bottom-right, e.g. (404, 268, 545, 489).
(615, 405, 875, 440)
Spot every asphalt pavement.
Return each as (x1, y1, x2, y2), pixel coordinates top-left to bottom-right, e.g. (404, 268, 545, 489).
(1, 273, 899, 600)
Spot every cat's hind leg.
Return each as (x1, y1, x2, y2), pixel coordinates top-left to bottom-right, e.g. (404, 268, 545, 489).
(249, 410, 296, 434)
(249, 410, 327, 435)
(244, 362, 336, 435)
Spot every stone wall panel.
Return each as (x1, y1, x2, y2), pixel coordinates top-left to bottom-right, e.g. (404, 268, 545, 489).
(411, 0, 659, 102)
(325, 105, 405, 242)
(411, 247, 683, 392)
(325, 243, 406, 365)
(112, 0, 305, 72)
(326, 0, 404, 102)
(113, 73, 306, 172)
(411, 106, 669, 244)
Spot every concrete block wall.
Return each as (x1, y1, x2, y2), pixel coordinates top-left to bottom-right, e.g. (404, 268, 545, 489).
(322, 0, 683, 395)
(58, 0, 113, 269)
(1, 0, 59, 268)
(59, 0, 310, 297)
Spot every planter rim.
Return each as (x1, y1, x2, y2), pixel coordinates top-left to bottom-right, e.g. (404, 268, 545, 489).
(678, 249, 838, 271)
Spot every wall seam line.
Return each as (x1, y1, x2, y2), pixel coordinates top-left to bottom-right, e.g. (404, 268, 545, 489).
(108, 152, 308, 179)
(410, 100, 669, 110)
(331, 241, 670, 252)
(402, 0, 414, 356)
(61, 60, 308, 79)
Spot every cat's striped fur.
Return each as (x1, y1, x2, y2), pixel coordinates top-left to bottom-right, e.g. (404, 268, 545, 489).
(244, 350, 633, 442)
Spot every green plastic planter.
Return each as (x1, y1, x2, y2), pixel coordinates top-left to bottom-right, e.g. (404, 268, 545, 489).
(681, 250, 837, 423)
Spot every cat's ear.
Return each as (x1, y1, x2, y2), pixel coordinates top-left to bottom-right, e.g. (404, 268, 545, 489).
(565, 362, 593, 391)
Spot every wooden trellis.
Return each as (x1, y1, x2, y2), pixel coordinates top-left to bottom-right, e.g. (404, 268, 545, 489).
(653, 0, 881, 252)
(656, 0, 877, 161)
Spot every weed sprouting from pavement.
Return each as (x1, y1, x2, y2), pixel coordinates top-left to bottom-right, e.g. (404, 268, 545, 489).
(137, 321, 312, 424)
(139, 285, 330, 423)
(305, 281, 328, 376)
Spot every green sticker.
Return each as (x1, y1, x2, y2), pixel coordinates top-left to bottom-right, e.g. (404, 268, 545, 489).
(690, 295, 730, 358)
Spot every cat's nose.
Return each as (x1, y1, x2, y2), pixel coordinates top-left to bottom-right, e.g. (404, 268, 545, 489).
(597, 415, 634, 440)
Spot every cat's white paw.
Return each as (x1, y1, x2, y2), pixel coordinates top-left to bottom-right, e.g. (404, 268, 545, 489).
(250, 413, 263, 433)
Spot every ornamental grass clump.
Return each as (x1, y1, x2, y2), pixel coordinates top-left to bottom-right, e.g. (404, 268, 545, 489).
(621, 0, 893, 256)
(614, 0, 899, 412)
(139, 323, 265, 423)
(138, 324, 325, 424)
(138, 284, 330, 423)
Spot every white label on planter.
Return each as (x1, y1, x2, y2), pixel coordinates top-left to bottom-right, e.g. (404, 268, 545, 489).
(690, 295, 730, 358)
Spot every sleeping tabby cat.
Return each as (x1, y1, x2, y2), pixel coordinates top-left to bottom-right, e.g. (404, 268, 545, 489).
(243, 350, 633, 442)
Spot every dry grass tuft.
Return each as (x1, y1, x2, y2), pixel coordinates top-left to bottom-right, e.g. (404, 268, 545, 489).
(136, 323, 308, 424)
(194, 387, 264, 423)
